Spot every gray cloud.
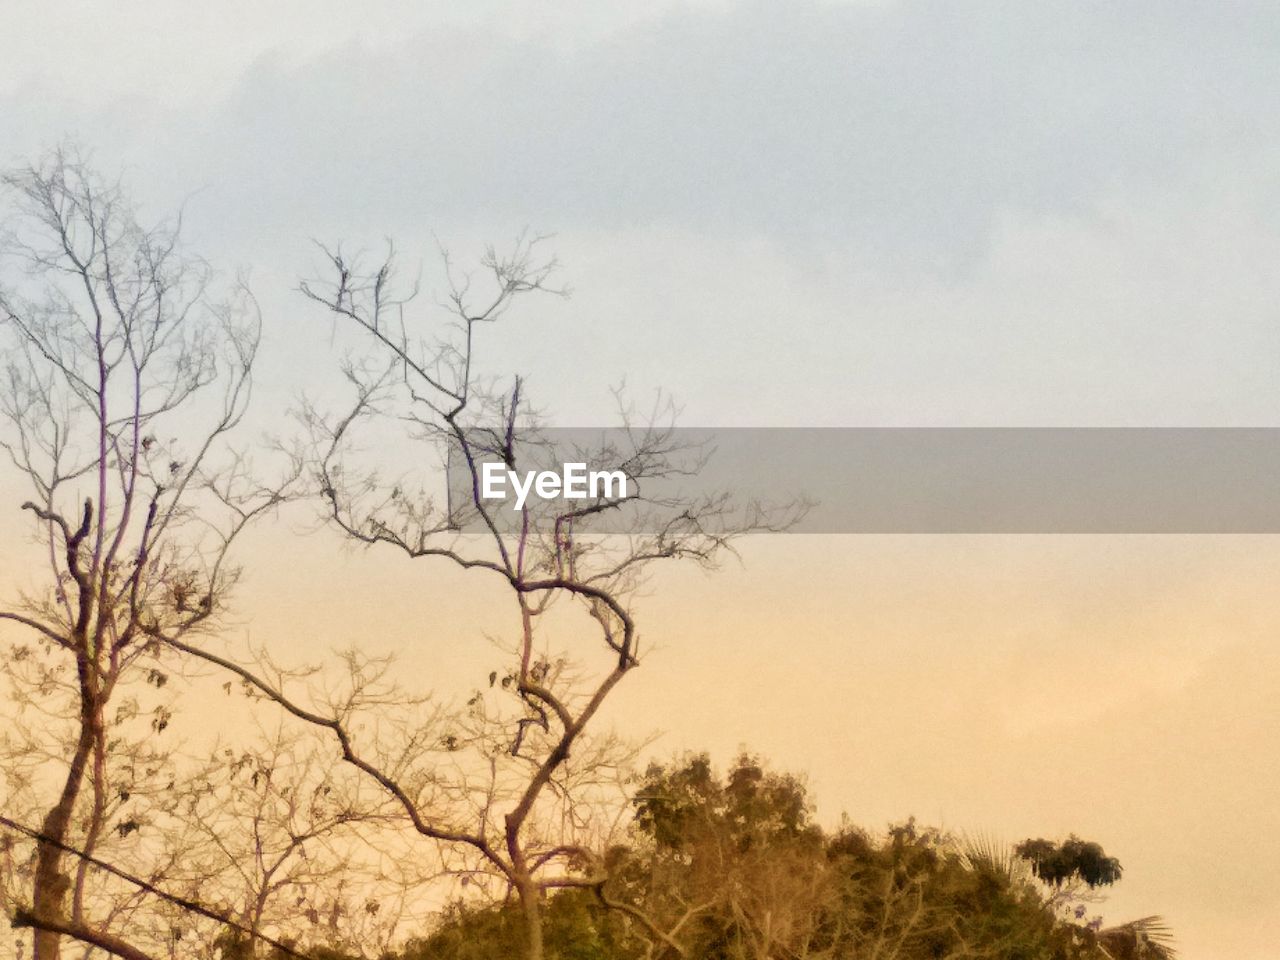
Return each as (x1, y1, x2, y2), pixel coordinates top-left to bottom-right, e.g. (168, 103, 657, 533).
(167, 0, 1280, 269)
(4, 0, 1279, 427)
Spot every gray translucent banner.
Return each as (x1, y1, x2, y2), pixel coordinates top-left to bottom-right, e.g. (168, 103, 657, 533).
(445, 428, 1280, 533)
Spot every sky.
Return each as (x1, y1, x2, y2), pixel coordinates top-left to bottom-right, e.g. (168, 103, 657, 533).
(3, 1, 1280, 956)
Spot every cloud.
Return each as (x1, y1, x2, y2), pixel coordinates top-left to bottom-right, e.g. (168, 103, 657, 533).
(5, 0, 1279, 424)
(129, 0, 1272, 270)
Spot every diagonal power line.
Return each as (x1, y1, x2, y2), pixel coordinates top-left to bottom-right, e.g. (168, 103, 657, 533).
(0, 812, 316, 960)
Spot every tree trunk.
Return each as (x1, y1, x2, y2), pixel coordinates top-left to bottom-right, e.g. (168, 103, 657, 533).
(31, 720, 95, 960)
(517, 880, 544, 960)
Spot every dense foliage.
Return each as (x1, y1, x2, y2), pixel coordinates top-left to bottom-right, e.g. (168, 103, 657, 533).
(392, 754, 1173, 960)
(1015, 837, 1124, 890)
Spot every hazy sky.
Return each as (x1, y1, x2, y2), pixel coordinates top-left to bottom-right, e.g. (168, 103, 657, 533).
(4, 2, 1280, 957)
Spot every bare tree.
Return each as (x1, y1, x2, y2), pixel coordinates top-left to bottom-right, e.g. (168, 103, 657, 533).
(107, 714, 416, 960)
(0, 148, 294, 960)
(0, 632, 192, 960)
(157, 237, 801, 960)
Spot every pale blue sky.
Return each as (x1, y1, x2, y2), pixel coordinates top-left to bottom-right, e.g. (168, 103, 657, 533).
(5, 0, 1279, 427)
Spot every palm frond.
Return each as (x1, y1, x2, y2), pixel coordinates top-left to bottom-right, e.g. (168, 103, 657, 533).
(1098, 915, 1178, 960)
(958, 832, 1025, 882)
